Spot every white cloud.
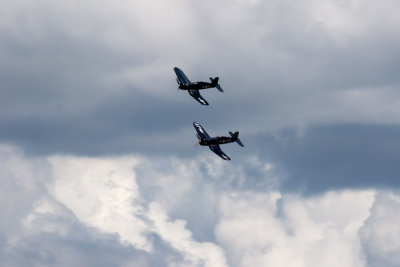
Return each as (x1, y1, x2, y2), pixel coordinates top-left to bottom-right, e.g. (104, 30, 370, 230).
(48, 154, 229, 266)
(215, 190, 375, 267)
(48, 155, 152, 251)
(147, 202, 228, 267)
(0, 145, 157, 266)
(1, 145, 400, 266)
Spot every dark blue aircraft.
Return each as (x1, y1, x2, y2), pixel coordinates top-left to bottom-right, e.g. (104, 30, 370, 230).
(174, 67, 223, 105)
(193, 122, 243, 160)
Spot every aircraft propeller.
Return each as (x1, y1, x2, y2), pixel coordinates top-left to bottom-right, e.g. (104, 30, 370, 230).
(195, 134, 201, 146)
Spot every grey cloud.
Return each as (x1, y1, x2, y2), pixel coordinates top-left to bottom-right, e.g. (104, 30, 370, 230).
(2, 4, 400, 267)
(1, 3, 400, 265)
(360, 191, 400, 267)
(0, 146, 49, 239)
(249, 124, 400, 194)
(1, 0, 400, 159)
(3, 216, 163, 267)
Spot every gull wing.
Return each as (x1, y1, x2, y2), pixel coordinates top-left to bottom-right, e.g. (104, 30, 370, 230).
(188, 90, 209, 105)
(209, 145, 231, 160)
(174, 67, 191, 84)
(193, 122, 211, 140)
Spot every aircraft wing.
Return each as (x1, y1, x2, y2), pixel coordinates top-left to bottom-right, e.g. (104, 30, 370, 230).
(209, 145, 231, 160)
(174, 67, 191, 84)
(188, 90, 209, 105)
(193, 122, 211, 140)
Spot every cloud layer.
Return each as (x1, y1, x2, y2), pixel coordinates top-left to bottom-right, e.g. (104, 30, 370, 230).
(1, 145, 399, 266)
(1, 0, 400, 155)
(2, 0, 400, 266)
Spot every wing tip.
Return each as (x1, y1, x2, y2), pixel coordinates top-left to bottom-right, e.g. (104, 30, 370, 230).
(222, 155, 231, 160)
(219, 154, 231, 160)
(199, 99, 209, 105)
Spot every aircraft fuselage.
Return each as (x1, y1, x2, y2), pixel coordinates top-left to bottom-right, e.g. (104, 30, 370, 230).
(179, 82, 215, 90)
(198, 136, 236, 146)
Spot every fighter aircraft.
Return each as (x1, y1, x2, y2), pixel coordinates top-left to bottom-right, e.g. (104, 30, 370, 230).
(174, 67, 223, 105)
(193, 122, 243, 160)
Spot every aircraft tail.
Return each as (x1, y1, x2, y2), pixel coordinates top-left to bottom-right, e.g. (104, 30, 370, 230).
(209, 77, 223, 92)
(229, 131, 244, 147)
(211, 77, 219, 86)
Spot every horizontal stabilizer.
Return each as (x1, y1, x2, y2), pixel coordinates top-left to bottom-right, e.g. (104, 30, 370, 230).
(236, 138, 244, 147)
(210, 77, 224, 92)
(229, 131, 244, 147)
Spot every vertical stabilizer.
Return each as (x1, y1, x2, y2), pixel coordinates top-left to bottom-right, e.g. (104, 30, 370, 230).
(211, 77, 219, 86)
(229, 131, 244, 147)
(209, 77, 224, 92)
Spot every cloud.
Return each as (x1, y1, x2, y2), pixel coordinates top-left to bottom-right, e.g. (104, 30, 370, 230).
(48, 155, 151, 251)
(147, 202, 228, 267)
(2, 0, 400, 265)
(0, 145, 161, 266)
(1, 144, 400, 266)
(0, 145, 48, 241)
(1, 0, 400, 157)
(13, 196, 159, 267)
(215, 190, 375, 267)
(360, 191, 400, 267)
(48, 153, 229, 266)
(250, 124, 400, 193)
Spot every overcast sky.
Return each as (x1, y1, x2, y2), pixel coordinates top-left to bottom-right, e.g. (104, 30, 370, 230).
(1, 0, 400, 266)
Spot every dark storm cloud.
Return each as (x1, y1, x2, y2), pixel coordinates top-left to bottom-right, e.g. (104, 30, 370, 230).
(0, 0, 227, 156)
(248, 124, 400, 194)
